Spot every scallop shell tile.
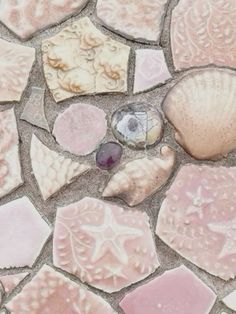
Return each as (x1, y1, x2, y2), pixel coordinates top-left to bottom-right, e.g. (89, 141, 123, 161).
(171, 0, 236, 70)
(163, 68, 236, 160)
(156, 164, 236, 281)
(42, 17, 130, 102)
(103, 146, 176, 206)
(53, 197, 159, 292)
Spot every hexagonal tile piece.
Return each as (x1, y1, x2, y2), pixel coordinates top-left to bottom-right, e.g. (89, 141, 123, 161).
(156, 164, 236, 280)
(120, 265, 216, 314)
(0, 272, 29, 295)
(96, 0, 168, 43)
(0, 39, 35, 102)
(42, 17, 130, 102)
(171, 0, 236, 70)
(0, 109, 23, 199)
(0, 0, 89, 40)
(0, 197, 51, 269)
(6, 265, 116, 314)
(53, 197, 159, 292)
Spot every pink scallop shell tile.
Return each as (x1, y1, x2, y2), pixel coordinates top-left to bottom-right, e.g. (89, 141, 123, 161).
(53, 197, 159, 292)
(120, 265, 216, 314)
(0, 272, 29, 295)
(156, 164, 236, 280)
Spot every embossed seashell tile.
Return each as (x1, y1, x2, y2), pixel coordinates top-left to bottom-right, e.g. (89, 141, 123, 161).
(0, 0, 236, 313)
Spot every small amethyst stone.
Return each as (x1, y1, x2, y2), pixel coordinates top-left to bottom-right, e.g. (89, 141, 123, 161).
(96, 142, 123, 170)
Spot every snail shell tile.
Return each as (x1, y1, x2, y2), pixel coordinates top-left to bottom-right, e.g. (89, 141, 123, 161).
(102, 146, 176, 206)
(163, 68, 236, 160)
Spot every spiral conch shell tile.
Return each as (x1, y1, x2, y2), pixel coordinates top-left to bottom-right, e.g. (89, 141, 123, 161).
(163, 68, 236, 160)
(102, 146, 176, 206)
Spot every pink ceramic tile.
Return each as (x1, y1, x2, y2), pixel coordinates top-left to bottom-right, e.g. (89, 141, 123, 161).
(134, 49, 171, 94)
(0, 197, 51, 269)
(0, 273, 28, 295)
(53, 103, 107, 156)
(156, 164, 236, 280)
(171, 0, 236, 70)
(53, 197, 159, 292)
(6, 265, 116, 314)
(120, 265, 216, 314)
(0, 0, 89, 40)
(0, 109, 23, 199)
(96, 0, 168, 42)
(30, 134, 91, 200)
(0, 39, 35, 102)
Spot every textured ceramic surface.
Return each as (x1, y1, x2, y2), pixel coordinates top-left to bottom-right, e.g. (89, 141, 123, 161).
(0, 273, 28, 295)
(53, 103, 107, 156)
(134, 49, 171, 94)
(96, 0, 168, 43)
(120, 265, 216, 314)
(53, 197, 159, 292)
(42, 17, 130, 102)
(0, 0, 89, 40)
(171, 0, 236, 70)
(103, 146, 176, 206)
(6, 265, 117, 314)
(0, 38, 35, 102)
(30, 134, 91, 200)
(163, 68, 236, 160)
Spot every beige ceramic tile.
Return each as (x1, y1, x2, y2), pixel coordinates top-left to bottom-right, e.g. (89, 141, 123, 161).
(42, 17, 130, 102)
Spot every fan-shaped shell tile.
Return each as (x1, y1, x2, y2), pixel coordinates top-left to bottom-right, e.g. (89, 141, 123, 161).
(163, 68, 236, 160)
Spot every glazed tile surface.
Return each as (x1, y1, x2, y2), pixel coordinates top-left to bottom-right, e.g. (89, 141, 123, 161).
(171, 0, 236, 70)
(0, 38, 35, 102)
(30, 134, 91, 200)
(6, 265, 116, 314)
(53, 197, 159, 292)
(53, 103, 107, 156)
(42, 17, 130, 102)
(222, 290, 236, 311)
(134, 49, 171, 94)
(0, 0, 89, 40)
(96, 0, 168, 42)
(0, 196, 51, 269)
(156, 164, 236, 280)
(0, 273, 28, 295)
(120, 265, 216, 314)
(0, 109, 23, 199)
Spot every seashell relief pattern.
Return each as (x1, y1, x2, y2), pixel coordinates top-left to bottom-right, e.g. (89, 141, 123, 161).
(0, 0, 236, 313)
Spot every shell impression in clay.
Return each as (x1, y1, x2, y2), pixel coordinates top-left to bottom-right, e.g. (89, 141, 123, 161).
(163, 68, 236, 160)
(103, 146, 176, 206)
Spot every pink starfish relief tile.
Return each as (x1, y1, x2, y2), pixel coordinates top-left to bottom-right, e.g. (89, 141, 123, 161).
(0, 196, 51, 269)
(6, 265, 116, 314)
(53, 197, 159, 292)
(0, 272, 29, 295)
(156, 164, 236, 281)
(171, 0, 236, 70)
(0, 109, 23, 199)
(120, 265, 216, 314)
(0, 38, 35, 102)
(134, 49, 172, 94)
(0, 0, 89, 40)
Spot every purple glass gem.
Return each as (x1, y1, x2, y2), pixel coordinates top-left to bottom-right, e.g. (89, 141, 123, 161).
(96, 142, 123, 170)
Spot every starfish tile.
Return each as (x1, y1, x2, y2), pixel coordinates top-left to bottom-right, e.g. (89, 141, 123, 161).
(53, 197, 159, 292)
(133, 49, 171, 94)
(6, 265, 116, 314)
(96, 0, 168, 43)
(0, 0, 89, 40)
(0, 38, 35, 102)
(171, 0, 236, 70)
(156, 164, 236, 280)
(0, 197, 51, 269)
(42, 17, 130, 102)
(0, 273, 28, 295)
(21, 87, 49, 131)
(120, 265, 216, 314)
(30, 134, 91, 200)
(0, 109, 23, 199)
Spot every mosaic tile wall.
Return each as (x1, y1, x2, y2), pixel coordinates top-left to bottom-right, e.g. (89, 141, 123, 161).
(0, 0, 236, 313)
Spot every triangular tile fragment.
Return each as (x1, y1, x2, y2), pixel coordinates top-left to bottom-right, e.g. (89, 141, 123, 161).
(21, 87, 49, 131)
(223, 290, 236, 311)
(30, 134, 91, 200)
(0, 272, 29, 295)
